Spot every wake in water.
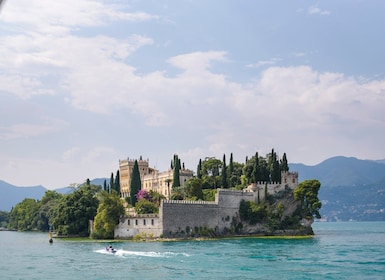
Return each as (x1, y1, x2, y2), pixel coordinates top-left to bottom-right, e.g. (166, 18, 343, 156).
(95, 249, 189, 258)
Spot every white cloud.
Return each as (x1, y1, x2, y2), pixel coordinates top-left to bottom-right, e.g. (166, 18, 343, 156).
(308, 5, 331, 16)
(0, 117, 69, 140)
(1, 0, 156, 33)
(246, 58, 281, 68)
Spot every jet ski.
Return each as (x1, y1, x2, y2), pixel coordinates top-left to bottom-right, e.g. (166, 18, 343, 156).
(106, 245, 116, 253)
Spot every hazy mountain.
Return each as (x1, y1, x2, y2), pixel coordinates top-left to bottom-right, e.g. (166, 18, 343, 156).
(290, 156, 385, 186)
(0, 180, 46, 211)
(289, 156, 385, 221)
(0, 179, 107, 211)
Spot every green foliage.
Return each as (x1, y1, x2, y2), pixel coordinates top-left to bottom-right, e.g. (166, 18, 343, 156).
(52, 184, 100, 236)
(294, 179, 322, 219)
(135, 199, 158, 214)
(280, 153, 289, 172)
(221, 154, 228, 188)
(172, 154, 181, 188)
(8, 191, 64, 231)
(130, 160, 141, 206)
(202, 189, 217, 201)
(184, 178, 204, 200)
(92, 190, 124, 239)
(9, 198, 39, 230)
(239, 200, 267, 225)
(197, 159, 202, 179)
(201, 158, 222, 177)
(114, 170, 120, 194)
(0, 211, 9, 228)
(171, 187, 184, 200)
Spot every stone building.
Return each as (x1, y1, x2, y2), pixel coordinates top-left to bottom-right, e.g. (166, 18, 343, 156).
(119, 156, 193, 199)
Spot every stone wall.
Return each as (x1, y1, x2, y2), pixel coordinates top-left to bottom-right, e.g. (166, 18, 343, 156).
(114, 214, 162, 238)
(160, 189, 255, 237)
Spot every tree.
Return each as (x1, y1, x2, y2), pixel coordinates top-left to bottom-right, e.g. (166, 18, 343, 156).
(294, 179, 322, 219)
(280, 153, 289, 172)
(109, 172, 115, 194)
(130, 160, 141, 206)
(114, 170, 120, 194)
(52, 184, 100, 236)
(165, 178, 172, 199)
(185, 178, 204, 200)
(251, 152, 259, 183)
(0, 211, 9, 228)
(92, 190, 124, 239)
(9, 198, 39, 230)
(197, 159, 202, 179)
(135, 199, 158, 214)
(221, 154, 228, 188)
(172, 154, 181, 188)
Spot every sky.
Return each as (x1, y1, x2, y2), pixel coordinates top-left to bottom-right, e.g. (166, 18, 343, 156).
(1, 0, 384, 189)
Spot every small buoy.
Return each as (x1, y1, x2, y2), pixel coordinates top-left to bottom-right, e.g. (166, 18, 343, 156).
(49, 238, 53, 243)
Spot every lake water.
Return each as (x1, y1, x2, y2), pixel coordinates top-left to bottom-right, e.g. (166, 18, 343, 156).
(0, 222, 384, 279)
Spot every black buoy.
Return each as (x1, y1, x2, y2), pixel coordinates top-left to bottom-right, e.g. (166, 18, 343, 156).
(49, 238, 53, 243)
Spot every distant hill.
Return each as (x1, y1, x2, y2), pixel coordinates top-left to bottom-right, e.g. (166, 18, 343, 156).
(289, 156, 385, 221)
(0, 180, 46, 211)
(290, 156, 385, 187)
(0, 178, 108, 211)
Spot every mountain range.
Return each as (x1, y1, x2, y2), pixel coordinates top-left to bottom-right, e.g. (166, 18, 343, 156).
(0, 179, 107, 212)
(289, 156, 385, 221)
(1, 156, 385, 221)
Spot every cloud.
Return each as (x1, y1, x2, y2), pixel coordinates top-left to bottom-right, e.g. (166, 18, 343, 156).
(1, 0, 156, 33)
(0, 117, 69, 140)
(308, 5, 331, 16)
(246, 58, 281, 68)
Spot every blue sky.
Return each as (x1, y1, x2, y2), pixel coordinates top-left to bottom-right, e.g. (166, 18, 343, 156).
(1, 0, 384, 189)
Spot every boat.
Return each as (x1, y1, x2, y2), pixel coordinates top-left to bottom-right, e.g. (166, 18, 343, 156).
(106, 245, 116, 253)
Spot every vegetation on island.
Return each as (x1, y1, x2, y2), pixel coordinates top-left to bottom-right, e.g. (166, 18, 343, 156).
(4, 149, 322, 239)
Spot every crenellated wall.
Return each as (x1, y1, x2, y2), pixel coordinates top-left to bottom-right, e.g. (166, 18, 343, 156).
(114, 171, 299, 239)
(114, 189, 255, 238)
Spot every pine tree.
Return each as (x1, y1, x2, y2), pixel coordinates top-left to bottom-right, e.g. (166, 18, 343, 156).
(130, 160, 141, 206)
(172, 154, 181, 188)
(221, 154, 228, 188)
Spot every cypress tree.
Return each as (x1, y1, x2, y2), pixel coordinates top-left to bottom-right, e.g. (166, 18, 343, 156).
(221, 154, 228, 188)
(103, 179, 107, 192)
(280, 153, 289, 172)
(197, 159, 202, 179)
(130, 160, 141, 206)
(115, 170, 120, 194)
(172, 154, 181, 188)
(229, 153, 234, 176)
(251, 152, 259, 183)
(109, 172, 114, 194)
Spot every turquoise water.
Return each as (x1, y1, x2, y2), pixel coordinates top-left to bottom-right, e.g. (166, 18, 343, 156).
(0, 222, 384, 279)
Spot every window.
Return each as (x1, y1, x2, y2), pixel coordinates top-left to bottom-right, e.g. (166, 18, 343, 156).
(151, 219, 154, 226)
(127, 220, 130, 226)
(143, 219, 146, 225)
(135, 219, 138, 226)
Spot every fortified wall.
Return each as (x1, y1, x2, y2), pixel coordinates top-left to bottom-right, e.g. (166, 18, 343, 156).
(114, 189, 254, 238)
(114, 171, 299, 238)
